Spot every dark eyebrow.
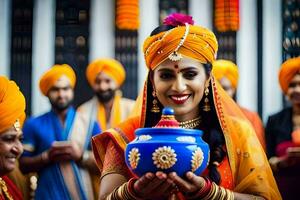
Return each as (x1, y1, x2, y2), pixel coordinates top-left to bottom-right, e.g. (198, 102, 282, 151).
(157, 66, 198, 73)
(157, 68, 174, 73)
(180, 67, 198, 72)
(51, 86, 71, 90)
(0, 132, 22, 139)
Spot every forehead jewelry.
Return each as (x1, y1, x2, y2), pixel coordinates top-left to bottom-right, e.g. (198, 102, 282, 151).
(168, 23, 190, 62)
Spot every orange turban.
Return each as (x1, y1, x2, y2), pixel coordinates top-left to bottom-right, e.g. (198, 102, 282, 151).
(143, 24, 218, 70)
(212, 59, 239, 89)
(0, 76, 26, 133)
(39, 64, 76, 96)
(86, 58, 126, 87)
(279, 57, 300, 93)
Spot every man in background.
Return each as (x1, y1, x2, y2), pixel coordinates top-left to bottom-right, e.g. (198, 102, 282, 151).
(212, 59, 266, 150)
(78, 58, 135, 131)
(19, 64, 100, 200)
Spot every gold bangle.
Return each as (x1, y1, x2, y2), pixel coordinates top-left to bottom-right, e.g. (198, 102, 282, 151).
(105, 181, 142, 200)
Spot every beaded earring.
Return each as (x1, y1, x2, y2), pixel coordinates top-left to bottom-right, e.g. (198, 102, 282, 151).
(151, 91, 160, 113)
(202, 79, 211, 112)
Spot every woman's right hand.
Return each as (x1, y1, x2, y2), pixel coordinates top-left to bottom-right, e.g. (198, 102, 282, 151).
(133, 171, 176, 199)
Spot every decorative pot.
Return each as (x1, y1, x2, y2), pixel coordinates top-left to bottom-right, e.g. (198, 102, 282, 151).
(125, 107, 210, 178)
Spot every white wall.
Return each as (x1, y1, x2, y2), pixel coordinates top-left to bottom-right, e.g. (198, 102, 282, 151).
(190, 0, 212, 29)
(138, 0, 159, 91)
(236, 0, 258, 112)
(0, 0, 11, 77)
(262, 0, 282, 121)
(89, 0, 114, 61)
(32, 0, 55, 115)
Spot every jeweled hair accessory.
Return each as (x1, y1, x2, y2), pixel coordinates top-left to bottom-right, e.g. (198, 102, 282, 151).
(168, 23, 190, 61)
(163, 13, 193, 61)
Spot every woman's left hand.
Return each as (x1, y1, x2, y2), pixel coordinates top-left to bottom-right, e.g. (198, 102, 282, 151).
(168, 171, 205, 194)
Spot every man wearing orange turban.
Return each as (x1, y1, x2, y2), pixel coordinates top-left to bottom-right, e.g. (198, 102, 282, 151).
(212, 59, 266, 150)
(266, 56, 300, 199)
(0, 76, 26, 200)
(78, 58, 135, 198)
(78, 58, 135, 131)
(19, 64, 101, 200)
(279, 56, 300, 94)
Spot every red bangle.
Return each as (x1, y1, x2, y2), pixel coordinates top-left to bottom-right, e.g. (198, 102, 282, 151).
(198, 178, 212, 198)
(186, 177, 212, 199)
(127, 178, 142, 199)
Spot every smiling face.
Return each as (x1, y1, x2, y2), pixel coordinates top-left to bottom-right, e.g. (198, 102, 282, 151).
(0, 126, 23, 176)
(153, 57, 208, 121)
(287, 74, 300, 106)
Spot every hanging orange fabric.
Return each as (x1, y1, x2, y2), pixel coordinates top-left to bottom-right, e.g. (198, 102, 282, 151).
(97, 91, 122, 131)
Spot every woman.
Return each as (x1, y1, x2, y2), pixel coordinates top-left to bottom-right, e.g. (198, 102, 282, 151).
(92, 13, 281, 200)
(265, 56, 300, 199)
(0, 76, 25, 200)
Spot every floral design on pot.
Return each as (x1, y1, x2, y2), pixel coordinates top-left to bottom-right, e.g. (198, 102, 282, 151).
(191, 147, 204, 172)
(128, 148, 140, 169)
(152, 146, 177, 169)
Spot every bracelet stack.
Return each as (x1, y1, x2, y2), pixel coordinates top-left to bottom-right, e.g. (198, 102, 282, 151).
(105, 178, 142, 200)
(186, 178, 234, 200)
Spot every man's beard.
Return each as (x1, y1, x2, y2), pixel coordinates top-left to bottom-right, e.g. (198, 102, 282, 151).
(96, 89, 116, 103)
(50, 98, 73, 112)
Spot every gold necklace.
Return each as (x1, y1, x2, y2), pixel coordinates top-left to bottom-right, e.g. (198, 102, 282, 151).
(179, 116, 202, 129)
(0, 177, 13, 200)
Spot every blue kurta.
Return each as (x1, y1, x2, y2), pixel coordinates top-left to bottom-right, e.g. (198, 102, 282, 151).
(22, 107, 100, 200)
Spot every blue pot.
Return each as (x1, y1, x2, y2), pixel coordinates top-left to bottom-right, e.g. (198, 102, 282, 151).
(125, 127, 210, 178)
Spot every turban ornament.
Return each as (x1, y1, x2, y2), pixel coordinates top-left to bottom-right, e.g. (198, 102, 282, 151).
(168, 23, 190, 62)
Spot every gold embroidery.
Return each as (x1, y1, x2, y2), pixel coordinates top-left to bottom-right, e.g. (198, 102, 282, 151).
(0, 177, 13, 200)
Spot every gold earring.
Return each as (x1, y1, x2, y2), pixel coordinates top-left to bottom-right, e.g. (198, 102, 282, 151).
(151, 91, 160, 113)
(203, 87, 210, 112)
